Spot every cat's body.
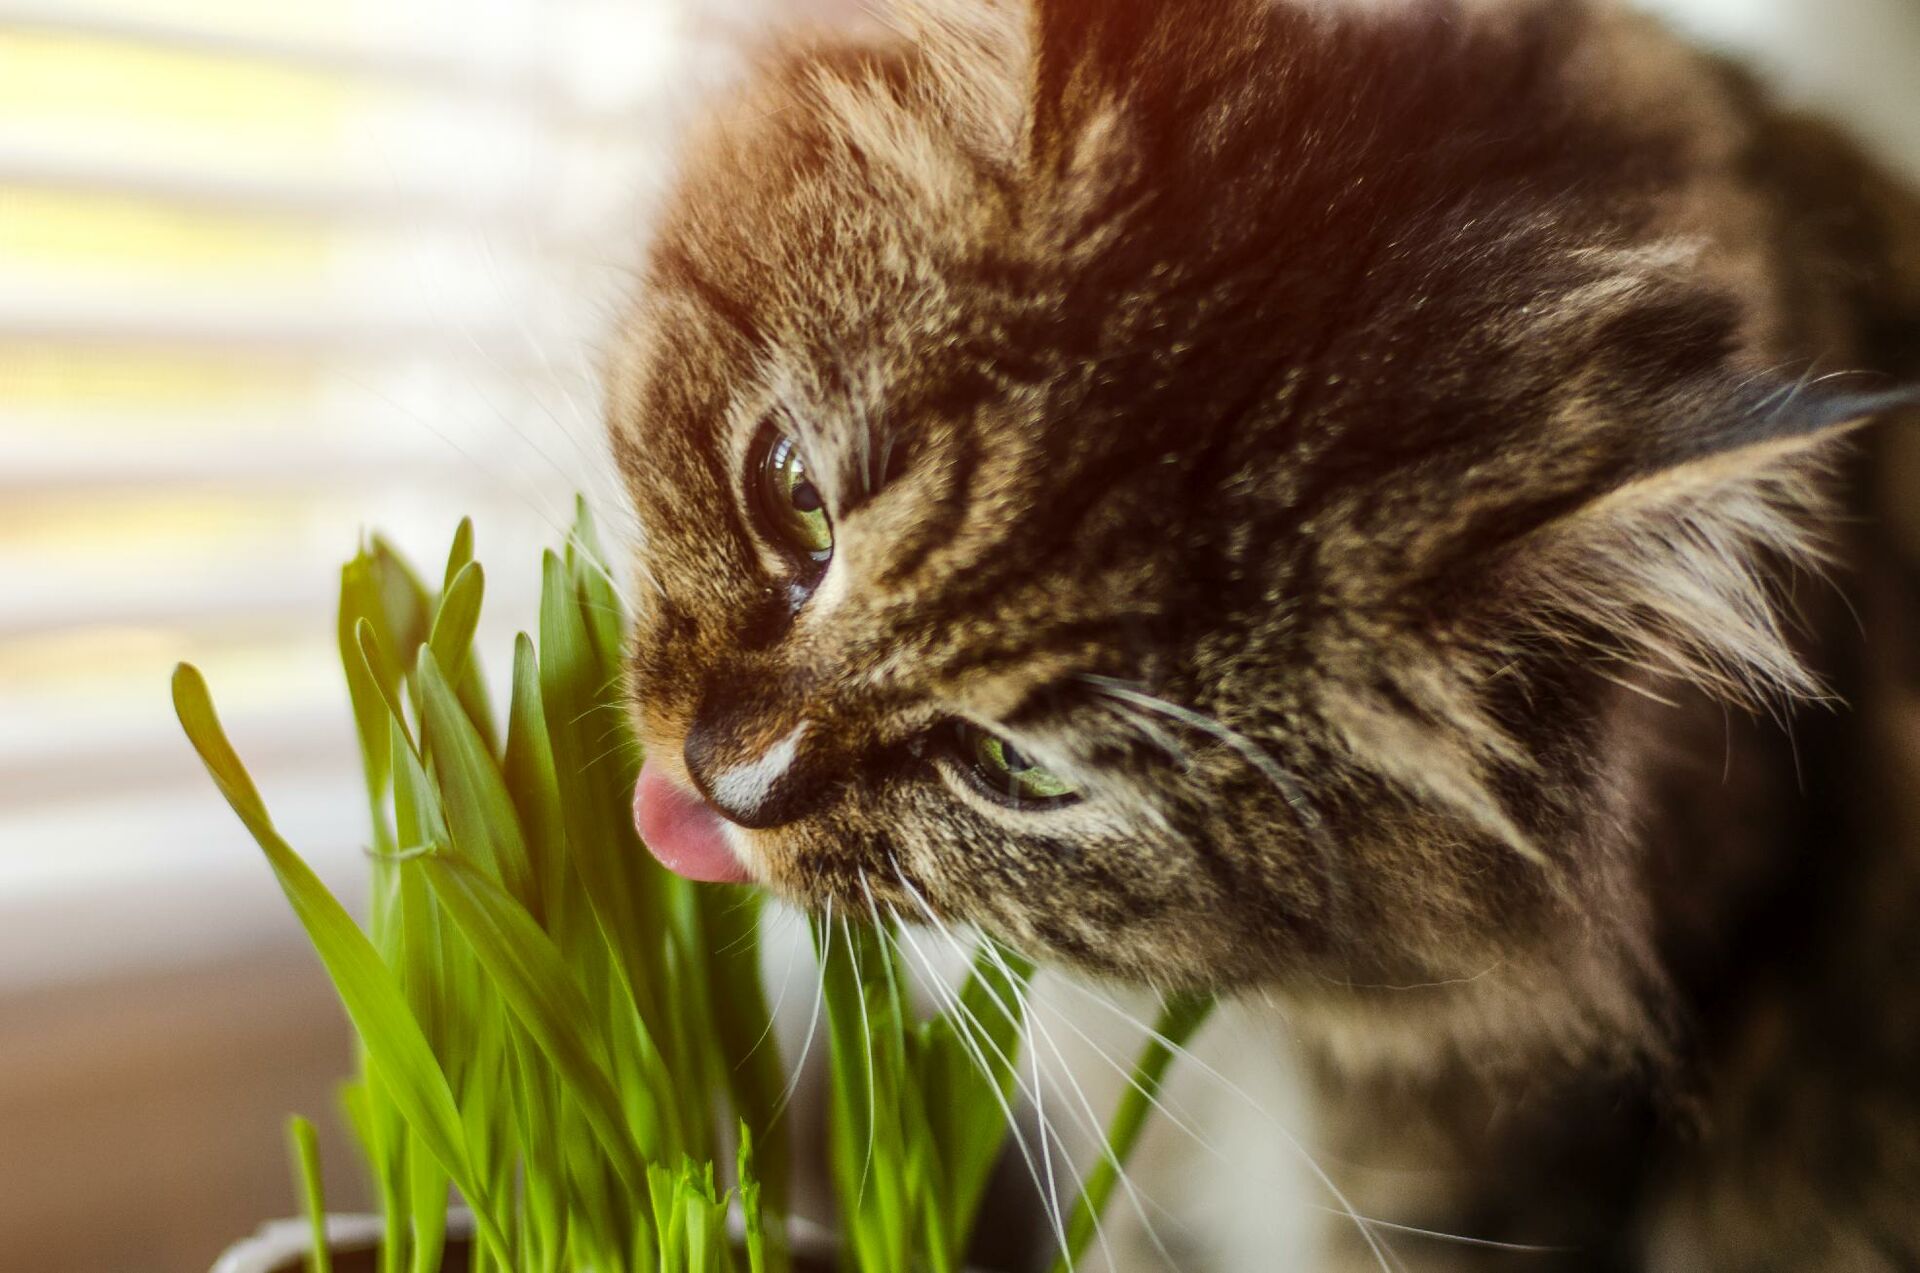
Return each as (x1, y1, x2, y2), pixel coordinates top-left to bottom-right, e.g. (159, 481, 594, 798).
(611, 0, 1920, 1266)
(1296, 62, 1920, 1271)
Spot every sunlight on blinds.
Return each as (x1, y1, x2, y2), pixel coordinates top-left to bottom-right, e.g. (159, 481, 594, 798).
(0, 0, 716, 986)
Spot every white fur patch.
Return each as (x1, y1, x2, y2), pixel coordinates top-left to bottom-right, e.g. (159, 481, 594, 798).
(710, 719, 811, 816)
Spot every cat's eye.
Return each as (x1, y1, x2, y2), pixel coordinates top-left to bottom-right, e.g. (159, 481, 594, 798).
(958, 723, 1080, 808)
(753, 431, 833, 561)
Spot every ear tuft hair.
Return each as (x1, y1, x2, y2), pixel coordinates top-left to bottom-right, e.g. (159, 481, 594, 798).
(1332, 383, 1914, 870)
(1502, 382, 1919, 710)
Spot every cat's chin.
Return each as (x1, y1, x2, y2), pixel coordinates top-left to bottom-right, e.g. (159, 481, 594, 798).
(634, 760, 754, 885)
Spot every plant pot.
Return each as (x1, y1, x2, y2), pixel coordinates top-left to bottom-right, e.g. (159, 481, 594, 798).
(211, 1214, 848, 1273)
(211, 1215, 416, 1273)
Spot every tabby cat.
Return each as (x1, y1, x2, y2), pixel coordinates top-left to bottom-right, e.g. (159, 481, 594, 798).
(609, 0, 1920, 1266)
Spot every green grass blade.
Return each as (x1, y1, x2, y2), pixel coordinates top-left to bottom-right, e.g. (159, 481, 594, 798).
(393, 858, 447, 1070)
(339, 554, 395, 853)
(369, 535, 432, 654)
(933, 942, 1034, 1244)
(439, 520, 500, 750)
(418, 647, 534, 903)
(1048, 992, 1215, 1273)
(172, 664, 506, 1263)
(647, 1162, 677, 1269)
(565, 1138, 631, 1273)
(814, 917, 911, 1272)
(698, 886, 790, 1212)
(503, 633, 566, 929)
(458, 999, 519, 1272)
(567, 495, 624, 663)
(505, 1031, 568, 1273)
(427, 560, 485, 693)
(443, 517, 475, 593)
(537, 551, 675, 1063)
(737, 1123, 775, 1273)
(670, 1160, 731, 1273)
(862, 980, 913, 1271)
(341, 1072, 408, 1273)
(403, 1129, 449, 1273)
(391, 718, 449, 856)
(356, 620, 418, 757)
(286, 1116, 332, 1273)
(419, 852, 655, 1189)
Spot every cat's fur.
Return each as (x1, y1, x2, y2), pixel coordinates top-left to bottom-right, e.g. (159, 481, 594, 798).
(609, 0, 1920, 1266)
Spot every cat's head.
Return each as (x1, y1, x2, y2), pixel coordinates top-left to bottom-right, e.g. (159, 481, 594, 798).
(610, 0, 1913, 1000)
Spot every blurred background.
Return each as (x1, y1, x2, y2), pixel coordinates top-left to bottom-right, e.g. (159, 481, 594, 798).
(1, 0, 1916, 1270)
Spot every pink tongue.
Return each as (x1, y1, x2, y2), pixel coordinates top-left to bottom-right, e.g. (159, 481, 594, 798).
(635, 761, 752, 884)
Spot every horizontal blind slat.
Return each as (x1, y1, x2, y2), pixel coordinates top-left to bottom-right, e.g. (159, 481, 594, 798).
(0, 3, 545, 96)
(0, 0, 663, 939)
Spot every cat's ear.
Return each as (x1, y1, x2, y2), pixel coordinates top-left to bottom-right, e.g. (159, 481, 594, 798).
(1024, 0, 1234, 176)
(1027, 0, 1151, 155)
(1489, 379, 1919, 706)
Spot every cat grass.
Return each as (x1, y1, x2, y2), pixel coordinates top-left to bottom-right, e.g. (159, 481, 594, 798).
(173, 504, 1210, 1272)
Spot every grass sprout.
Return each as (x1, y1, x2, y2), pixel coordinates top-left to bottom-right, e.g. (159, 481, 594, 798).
(175, 505, 1209, 1271)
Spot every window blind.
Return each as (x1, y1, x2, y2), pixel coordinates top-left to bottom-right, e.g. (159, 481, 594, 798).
(0, 0, 727, 986)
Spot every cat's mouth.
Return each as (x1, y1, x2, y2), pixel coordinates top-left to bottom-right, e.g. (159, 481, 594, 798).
(634, 759, 754, 885)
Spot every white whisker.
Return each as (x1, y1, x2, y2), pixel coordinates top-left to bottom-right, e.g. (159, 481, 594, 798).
(882, 887, 1080, 1265)
(843, 912, 882, 1207)
(886, 870, 1115, 1270)
(1049, 976, 1397, 1273)
(770, 894, 832, 1126)
(1079, 676, 1322, 830)
(1079, 675, 1351, 917)
(977, 948, 1192, 1273)
(736, 905, 799, 1069)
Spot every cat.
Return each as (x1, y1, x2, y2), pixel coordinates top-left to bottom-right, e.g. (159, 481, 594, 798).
(608, 0, 1920, 1266)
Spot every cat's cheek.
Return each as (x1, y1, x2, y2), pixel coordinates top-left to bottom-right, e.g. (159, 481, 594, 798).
(721, 824, 817, 901)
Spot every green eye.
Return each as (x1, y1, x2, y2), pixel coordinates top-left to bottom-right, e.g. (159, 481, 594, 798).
(755, 432, 833, 560)
(962, 724, 1080, 807)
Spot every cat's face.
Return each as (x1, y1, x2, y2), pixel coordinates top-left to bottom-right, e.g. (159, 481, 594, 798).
(610, 0, 1891, 996)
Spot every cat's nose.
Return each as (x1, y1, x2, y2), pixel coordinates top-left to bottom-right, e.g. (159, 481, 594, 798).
(683, 695, 822, 829)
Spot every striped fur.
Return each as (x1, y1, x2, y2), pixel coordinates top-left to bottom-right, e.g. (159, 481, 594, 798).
(610, 1, 1920, 1265)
